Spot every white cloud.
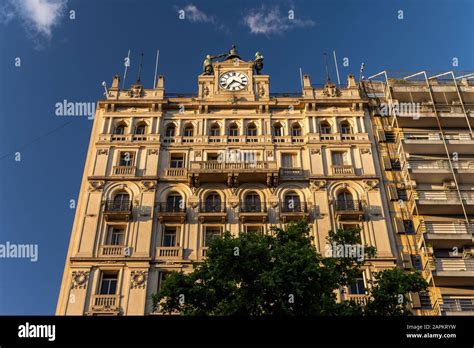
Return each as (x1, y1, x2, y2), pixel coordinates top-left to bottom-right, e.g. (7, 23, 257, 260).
(1, 0, 67, 39)
(178, 4, 229, 34)
(244, 6, 314, 35)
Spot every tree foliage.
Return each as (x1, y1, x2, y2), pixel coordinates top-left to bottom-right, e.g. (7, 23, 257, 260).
(152, 220, 427, 315)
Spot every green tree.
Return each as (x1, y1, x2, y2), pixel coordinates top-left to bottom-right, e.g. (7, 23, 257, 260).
(152, 220, 426, 315)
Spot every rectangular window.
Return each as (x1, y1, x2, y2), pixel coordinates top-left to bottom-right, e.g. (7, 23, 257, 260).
(207, 153, 219, 161)
(281, 153, 296, 168)
(170, 154, 184, 168)
(403, 220, 415, 234)
(204, 226, 222, 246)
(397, 188, 408, 201)
(245, 225, 263, 234)
(348, 276, 365, 295)
(158, 272, 169, 290)
(162, 227, 179, 247)
(119, 152, 134, 166)
(331, 151, 346, 166)
(99, 272, 118, 295)
(106, 226, 125, 245)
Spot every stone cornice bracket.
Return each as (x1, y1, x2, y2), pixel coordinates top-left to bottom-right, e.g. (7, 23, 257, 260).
(363, 179, 379, 191)
(310, 179, 327, 192)
(97, 149, 108, 155)
(71, 271, 90, 289)
(148, 148, 158, 155)
(140, 180, 157, 192)
(88, 180, 105, 192)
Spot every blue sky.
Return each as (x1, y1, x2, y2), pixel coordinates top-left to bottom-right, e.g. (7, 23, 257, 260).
(0, 0, 472, 315)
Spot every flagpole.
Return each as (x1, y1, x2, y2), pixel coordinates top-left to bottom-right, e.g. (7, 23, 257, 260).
(153, 50, 160, 89)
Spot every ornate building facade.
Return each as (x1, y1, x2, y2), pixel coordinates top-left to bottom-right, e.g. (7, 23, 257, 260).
(56, 49, 399, 315)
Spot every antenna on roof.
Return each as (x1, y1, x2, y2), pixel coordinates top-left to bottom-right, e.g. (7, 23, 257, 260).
(324, 52, 331, 83)
(333, 50, 341, 86)
(122, 49, 131, 89)
(153, 49, 160, 89)
(136, 52, 144, 83)
(299, 67, 303, 91)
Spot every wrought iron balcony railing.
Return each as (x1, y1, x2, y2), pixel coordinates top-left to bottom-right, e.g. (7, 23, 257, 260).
(334, 200, 362, 211)
(104, 200, 132, 213)
(200, 202, 226, 213)
(280, 202, 307, 213)
(241, 203, 267, 213)
(158, 202, 186, 213)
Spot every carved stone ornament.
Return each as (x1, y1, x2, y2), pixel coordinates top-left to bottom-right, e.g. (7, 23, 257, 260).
(195, 150, 202, 158)
(322, 82, 341, 97)
(310, 179, 327, 192)
(97, 149, 108, 155)
(71, 271, 89, 289)
(128, 83, 144, 98)
(229, 195, 240, 208)
(266, 150, 274, 158)
(310, 148, 321, 155)
(363, 179, 379, 191)
(88, 180, 105, 192)
(188, 196, 199, 209)
(148, 149, 158, 155)
(140, 180, 156, 192)
(361, 148, 371, 154)
(269, 195, 279, 208)
(130, 271, 148, 289)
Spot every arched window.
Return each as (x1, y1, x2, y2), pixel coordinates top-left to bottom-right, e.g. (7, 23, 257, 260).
(283, 192, 301, 212)
(114, 124, 126, 135)
(320, 121, 332, 134)
(112, 192, 130, 210)
(210, 123, 220, 136)
(166, 193, 183, 212)
(228, 123, 239, 137)
(291, 123, 302, 136)
(165, 124, 176, 137)
(336, 190, 355, 210)
(205, 193, 222, 212)
(135, 123, 146, 135)
(244, 192, 262, 212)
(273, 123, 283, 137)
(340, 121, 352, 134)
(184, 124, 194, 137)
(246, 123, 257, 136)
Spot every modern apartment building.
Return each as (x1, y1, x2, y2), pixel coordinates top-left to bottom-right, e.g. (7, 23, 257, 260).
(57, 47, 413, 316)
(363, 71, 474, 315)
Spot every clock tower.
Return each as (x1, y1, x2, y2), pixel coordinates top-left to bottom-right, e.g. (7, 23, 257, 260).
(198, 46, 270, 102)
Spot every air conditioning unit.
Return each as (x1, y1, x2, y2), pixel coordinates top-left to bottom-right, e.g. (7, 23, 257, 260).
(462, 247, 474, 258)
(443, 180, 456, 190)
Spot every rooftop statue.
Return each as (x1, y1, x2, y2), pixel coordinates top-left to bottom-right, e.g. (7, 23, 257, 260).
(224, 44, 242, 61)
(203, 53, 226, 75)
(254, 51, 264, 75)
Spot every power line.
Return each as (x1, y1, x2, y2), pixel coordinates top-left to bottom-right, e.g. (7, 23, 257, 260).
(0, 120, 75, 160)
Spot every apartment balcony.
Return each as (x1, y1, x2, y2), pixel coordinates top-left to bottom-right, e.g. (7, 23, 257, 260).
(89, 294, 120, 315)
(422, 221, 474, 248)
(441, 297, 474, 316)
(334, 200, 364, 221)
(112, 166, 136, 176)
(279, 202, 308, 223)
(97, 134, 160, 143)
(163, 168, 188, 180)
(313, 133, 369, 142)
(204, 135, 273, 144)
(239, 203, 268, 223)
(99, 245, 129, 257)
(431, 259, 474, 286)
(188, 161, 278, 187)
(407, 160, 474, 184)
(414, 191, 474, 214)
(331, 165, 355, 175)
(401, 132, 474, 155)
(103, 200, 132, 221)
(345, 294, 369, 306)
(157, 202, 186, 223)
(279, 167, 307, 181)
(155, 246, 184, 260)
(198, 203, 227, 223)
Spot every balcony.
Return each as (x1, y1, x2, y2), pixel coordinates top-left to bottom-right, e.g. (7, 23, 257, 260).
(99, 245, 128, 257)
(332, 165, 355, 175)
(401, 132, 474, 155)
(239, 203, 268, 223)
(89, 294, 120, 315)
(189, 161, 278, 187)
(279, 167, 307, 180)
(312, 133, 369, 143)
(157, 202, 186, 223)
(441, 297, 474, 315)
(164, 168, 188, 180)
(198, 203, 227, 223)
(432, 259, 474, 285)
(407, 160, 474, 184)
(415, 191, 474, 214)
(112, 166, 136, 176)
(334, 200, 364, 221)
(279, 202, 308, 223)
(103, 200, 132, 221)
(345, 294, 369, 306)
(422, 222, 474, 248)
(155, 246, 183, 260)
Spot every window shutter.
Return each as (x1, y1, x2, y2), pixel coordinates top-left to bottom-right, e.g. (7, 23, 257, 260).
(383, 157, 392, 170)
(395, 218, 406, 234)
(387, 185, 398, 201)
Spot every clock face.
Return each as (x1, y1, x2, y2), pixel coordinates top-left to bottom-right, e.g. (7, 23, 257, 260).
(219, 71, 249, 91)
